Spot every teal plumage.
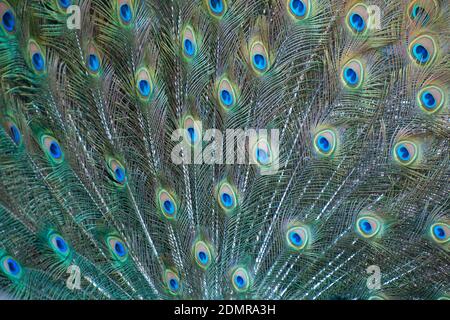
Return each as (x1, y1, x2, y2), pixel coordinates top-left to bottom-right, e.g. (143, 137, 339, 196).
(0, 0, 448, 300)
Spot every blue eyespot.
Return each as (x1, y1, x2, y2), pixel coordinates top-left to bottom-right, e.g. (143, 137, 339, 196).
(393, 141, 418, 165)
(55, 236, 68, 252)
(107, 236, 128, 261)
(187, 127, 198, 143)
(250, 42, 270, 74)
(1, 256, 22, 279)
(138, 79, 151, 97)
(396, 144, 411, 162)
(342, 59, 363, 88)
(433, 225, 446, 240)
(290, 232, 302, 246)
(49, 233, 70, 257)
(418, 86, 444, 114)
(235, 275, 244, 287)
(9, 124, 21, 145)
(165, 269, 181, 294)
(412, 44, 429, 64)
(217, 182, 238, 213)
(359, 220, 372, 234)
(163, 200, 175, 215)
(120, 4, 132, 23)
(49, 141, 62, 159)
(2, 10, 15, 32)
(256, 148, 269, 165)
(420, 91, 436, 109)
(107, 158, 127, 185)
(32, 52, 45, 71)
(41, 136, 64, 163)
(194, 241, 213, 269)
(6, 258, 20, 275)
(218, 77, 236, 109)
(290, 0, 306, 17)
(114, 167, 125, 183)
(356, 215, 381, 239)
(182, 26, 197, 59)
(411, 5, 430, 24)
(430, 223, 449, 244)
(318, 136, 330, 152)
(114, 241, 125, 257)
(253, 54, 267, 71)
(231, 267, 250, 292)
(209, 0, 224, 14)
(344, 67, 358, 86)
(220, 89, 233, 106)
(135, 68, 154, 101)
(159, 190, 177, 220)
(198, 251, 208, 264)
(58, 0, 71, 9)
(314, 129, 336, 156)
(169, 278, 179, 290)
(88, 54, 100, 72)
(349, 13, 365, 32)
(286, 226, 309, 250)
(253, 139, 274, 167)
(221, 193, 233, 208)
(184, 39, 194, 56)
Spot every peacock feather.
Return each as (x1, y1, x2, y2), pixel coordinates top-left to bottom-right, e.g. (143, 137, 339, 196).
(0, 0, 448, 300)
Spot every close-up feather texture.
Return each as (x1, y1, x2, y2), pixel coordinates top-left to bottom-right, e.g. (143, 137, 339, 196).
(0, 0, 448, 300)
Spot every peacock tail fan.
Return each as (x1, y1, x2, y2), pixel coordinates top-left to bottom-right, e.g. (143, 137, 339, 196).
(0, 0, 448, 300)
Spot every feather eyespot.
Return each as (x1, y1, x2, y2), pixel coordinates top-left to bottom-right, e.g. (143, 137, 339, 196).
(206, 0, 227, 18)
(410, 5, 429, 24)
(342, 59, 364, 88)
(287, 0, 311, 20)
(418, 86, 445, 114)
(182, 26, 198, 59)
(193, 241, 213, 269)
(106, 236, 128, 262)
(250, 41, 270, 75)
(251, 139, 274, 167)
(409, 35, 436, 66)
(346, 4, 369, 34)
(430, 223, 449, 245)
(393, 141, 418, 166)
(217, 77, 237, 110)
(28, 40, 46, 74)
(286, 226, 309, 251)
(314, 129, 336, 156)
(408, 1, 438, 26)
(158, 189, 178, 220)
(217, 181, 238, 213)
(41, 135, 64, 164)
(48, 232, 70, 258)
(86, 44, 101, 74)
(135, 68, 154, 101)
(164, 269, 181, 295)
(57, 0, 71, 10)
(107, 158, 127, 185)
(88, 54, 100, 72)
(231, 267, 250, 293)
(117, 0, 133, 25)
(0, 255, 22, 280)
(183, 116, 201, 146)
(3, 119, 21, 145)
(0, 2, 15, 35)
(356, 214, 382, 239)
